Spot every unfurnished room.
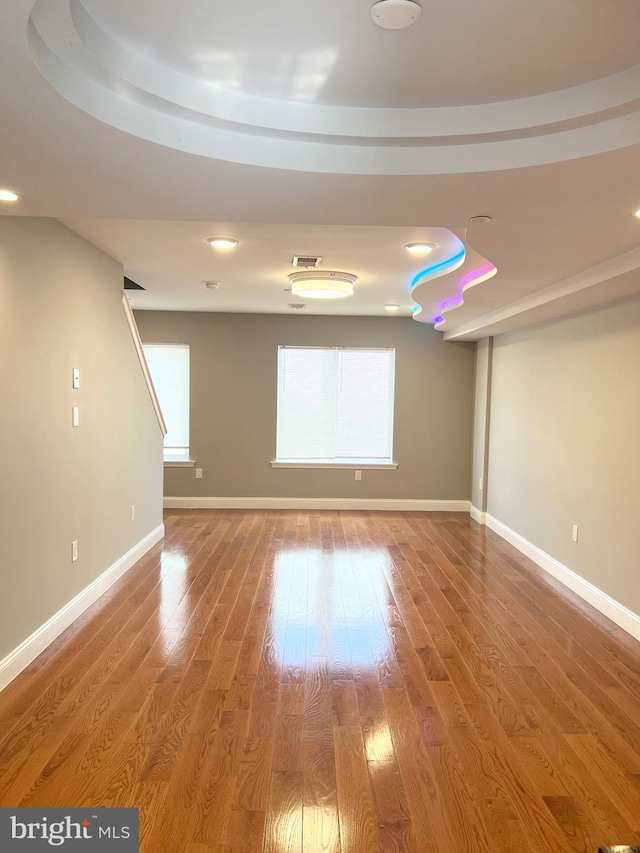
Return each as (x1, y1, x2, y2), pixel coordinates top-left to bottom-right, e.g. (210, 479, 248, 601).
(1, 1, 640, 851)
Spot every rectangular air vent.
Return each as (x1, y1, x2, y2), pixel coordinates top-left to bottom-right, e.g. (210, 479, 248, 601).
(292, 255, 322, 268)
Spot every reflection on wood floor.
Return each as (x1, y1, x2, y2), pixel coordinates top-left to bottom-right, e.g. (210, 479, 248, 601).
(1, 510, 640, 852)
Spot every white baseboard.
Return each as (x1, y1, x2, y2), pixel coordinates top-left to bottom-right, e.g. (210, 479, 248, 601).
(164, 496, 471, 512)
(470, 505, 487, 524)
(484, 513, 640, 643)
(0, 524, 165, 693)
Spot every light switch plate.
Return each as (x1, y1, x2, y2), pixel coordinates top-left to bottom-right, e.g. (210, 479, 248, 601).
(72, 406, 79, 427)
(73, 368, 80, 389)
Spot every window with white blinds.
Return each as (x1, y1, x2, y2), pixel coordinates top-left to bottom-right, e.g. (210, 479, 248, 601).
(142, 344, 190, 462)
(276, 346, 395, 464)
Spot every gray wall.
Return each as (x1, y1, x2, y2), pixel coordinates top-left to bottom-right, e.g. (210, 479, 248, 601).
(0, 218, 164, 661)
(135, 312, 475, 500)
(471, 337, 492, 512)
(487, 296, 640, 615)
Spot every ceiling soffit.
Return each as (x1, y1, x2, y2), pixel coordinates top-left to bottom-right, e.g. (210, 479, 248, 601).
(28, 0, 640, 175)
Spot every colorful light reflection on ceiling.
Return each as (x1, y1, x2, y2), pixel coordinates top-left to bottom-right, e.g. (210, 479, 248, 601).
(409, 236, 497, 328)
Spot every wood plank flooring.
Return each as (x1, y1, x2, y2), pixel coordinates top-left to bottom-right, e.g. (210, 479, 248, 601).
(1, 509, 640, 852)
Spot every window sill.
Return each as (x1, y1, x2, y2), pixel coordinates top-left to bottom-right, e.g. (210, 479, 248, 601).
(271, 460, 398, 470)
(164, 459, 196, 468)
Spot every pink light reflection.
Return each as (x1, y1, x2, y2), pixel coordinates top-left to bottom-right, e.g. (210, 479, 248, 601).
(429, 262, 496, 324)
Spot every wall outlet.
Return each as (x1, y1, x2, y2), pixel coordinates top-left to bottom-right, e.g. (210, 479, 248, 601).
(73, 368, 80, 389)
(130, 505, 135, 522)
(72, 406, 79, 427)
(195, 468, 203, 479)
(572, 524, 579, 543)
(355, 470, 362, 481)
(71, 540, 78, 562)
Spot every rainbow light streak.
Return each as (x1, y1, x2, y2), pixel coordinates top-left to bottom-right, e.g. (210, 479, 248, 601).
(410, 248, 466, 289)
(428, 262, 496, 324)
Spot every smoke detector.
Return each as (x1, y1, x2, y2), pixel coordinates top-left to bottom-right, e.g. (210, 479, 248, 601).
(204, 281, 220, 290)
(370, 0, 421, 30)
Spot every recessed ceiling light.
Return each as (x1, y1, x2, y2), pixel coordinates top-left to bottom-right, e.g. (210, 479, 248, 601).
(206, 237, 238, 249)
(288, 271, 356, 299)
(469, 215, 492, 224)
(404, 242, 436, 255)
(0, 189, 22, 202)
(385, 304, 401, 311)
(204, 281, 220, 290)
(633, 209, 640, 219)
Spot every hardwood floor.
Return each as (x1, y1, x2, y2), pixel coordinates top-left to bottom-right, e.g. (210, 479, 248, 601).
(1, 509, 640, 852)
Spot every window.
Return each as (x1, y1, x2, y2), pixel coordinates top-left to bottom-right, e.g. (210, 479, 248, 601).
(275, 346, 396, 466)
(142, 344, 190, 463)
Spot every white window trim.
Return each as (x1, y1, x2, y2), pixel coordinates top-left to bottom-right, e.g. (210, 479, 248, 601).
(271, 460, 398, 469)
(275, 345, 396, 466)
(142, 341, 191, 466)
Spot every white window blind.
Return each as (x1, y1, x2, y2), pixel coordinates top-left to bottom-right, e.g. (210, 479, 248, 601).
(142, 344, 190, 461)
(276, 347, 395, 463)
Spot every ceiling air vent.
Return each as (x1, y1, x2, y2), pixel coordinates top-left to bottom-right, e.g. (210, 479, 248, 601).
(288, 303, 307, 310)
(292, 255, 322, 268)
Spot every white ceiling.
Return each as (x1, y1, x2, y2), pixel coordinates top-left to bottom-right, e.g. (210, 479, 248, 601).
(75, 0, 640, 107)
(61, 220, 466, 317)
(2, 0, 640, 339)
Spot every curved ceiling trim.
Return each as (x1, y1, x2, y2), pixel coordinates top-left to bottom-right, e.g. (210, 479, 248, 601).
(410, 236, 497, 327)
(27, 0, 640, 175)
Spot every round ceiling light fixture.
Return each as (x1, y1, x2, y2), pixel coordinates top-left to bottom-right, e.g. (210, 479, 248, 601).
(206, 237, 238, 249)
(469, 215, 492, 224)
(204, 281, 220, 289)
(370, 0, 421, 29)
(633, 208, 640, 219)
(288, 271, 356, 299)
(385, 304, 401, 311)
(404, 242, 436, 255)
(0, 188, 22, 202)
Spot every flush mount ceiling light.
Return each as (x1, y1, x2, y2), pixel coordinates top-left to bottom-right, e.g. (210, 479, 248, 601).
(370, 0, 421, 29)
(204, 281, 220, 289)
(385, 304, 401, 311)
(0, 188, 22, 202)
(288, 271, 356, 299)
(404, 242, 436, 255)
(206, 237, 238, 249)
(469, 215, 492, 224)
(633, 209, 640, 219)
